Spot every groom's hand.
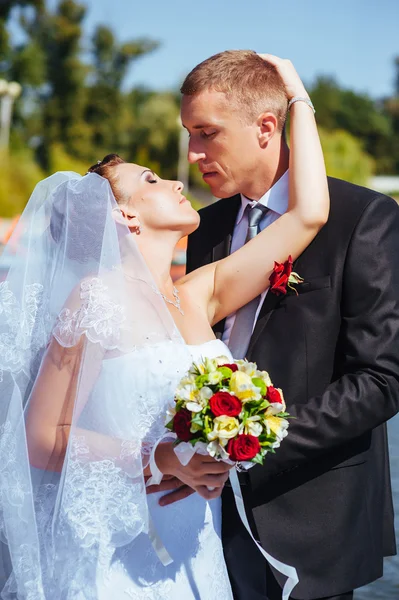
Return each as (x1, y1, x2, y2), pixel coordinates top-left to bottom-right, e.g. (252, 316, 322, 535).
(145, 474, 187, 495)
(154, 442, 232, 500)
(159, 484, 196, 506)
(145, 475, 196, 506)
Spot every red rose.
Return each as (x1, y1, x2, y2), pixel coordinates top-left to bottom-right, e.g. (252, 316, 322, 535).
(269, 256, 293, 296)
(210, 392, 242, 417)
(266, 386, 282, 404)
(219, 363, 238, 373)
(227, 434, 261, 461)
(173, 408, 194, 442)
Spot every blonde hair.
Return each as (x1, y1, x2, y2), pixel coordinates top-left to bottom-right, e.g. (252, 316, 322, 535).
(181, 50, 287, 130)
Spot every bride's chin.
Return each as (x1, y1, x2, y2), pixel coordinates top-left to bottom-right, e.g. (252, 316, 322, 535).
(181, 219, 200, 237)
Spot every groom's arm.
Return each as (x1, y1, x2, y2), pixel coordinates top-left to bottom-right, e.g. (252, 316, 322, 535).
(251, 194, 399, 492)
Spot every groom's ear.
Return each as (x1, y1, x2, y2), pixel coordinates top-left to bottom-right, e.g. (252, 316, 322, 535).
(257, 112, 278, 148)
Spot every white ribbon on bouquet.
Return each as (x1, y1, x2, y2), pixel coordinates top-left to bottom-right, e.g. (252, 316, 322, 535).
(173, 440, 299, 600)
(228, 467, 299, 600)
(147, 437, 299, 599)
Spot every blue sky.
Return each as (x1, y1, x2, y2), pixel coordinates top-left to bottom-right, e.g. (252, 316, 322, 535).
(46, 0, 399, 98)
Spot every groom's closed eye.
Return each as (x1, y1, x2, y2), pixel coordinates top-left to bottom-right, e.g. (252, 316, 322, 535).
(200, 130, 217, 139)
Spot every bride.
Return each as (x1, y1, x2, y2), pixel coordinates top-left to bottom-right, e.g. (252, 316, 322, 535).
(0, 57, 328, 599)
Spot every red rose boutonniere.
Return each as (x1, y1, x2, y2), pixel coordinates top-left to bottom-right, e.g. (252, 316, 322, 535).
(269, 255, 304, 296)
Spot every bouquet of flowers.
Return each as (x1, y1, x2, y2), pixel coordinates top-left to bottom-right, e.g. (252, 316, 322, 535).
(166, 355, 290, 465)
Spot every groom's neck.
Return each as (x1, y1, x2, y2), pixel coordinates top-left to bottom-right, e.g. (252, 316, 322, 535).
(242, 137, 289, 201)
(270, 140, 289, 189)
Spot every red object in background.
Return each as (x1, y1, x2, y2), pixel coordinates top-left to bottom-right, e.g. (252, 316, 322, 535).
(2, 216, 20, 245)
(171, 236, 187, 281)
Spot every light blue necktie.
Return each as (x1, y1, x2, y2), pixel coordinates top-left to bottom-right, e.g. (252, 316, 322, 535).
(228, 203, 269, 359)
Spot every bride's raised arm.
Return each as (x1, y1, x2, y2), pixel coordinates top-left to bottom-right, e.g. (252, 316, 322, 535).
(185, 56, 329, 326)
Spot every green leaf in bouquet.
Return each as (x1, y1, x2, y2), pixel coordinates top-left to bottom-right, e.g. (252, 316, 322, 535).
(195, 374, 209, 389)
(259, 433, 278, 446)
(252, 377, 266, 397)
(251, 453, 265, 465)
(165, 419, 174, 431)
(190, 422, 203, 433)
(203, 414, 213, 435)
(191, 413, 204, 428)
(277, 411, 291, 418)
(217, 366, 233, 380)
(188, 435, 204, 446)
(256, 400, 269, 411)
(244, 401, 266, 418)
(175, 399, 185, 411)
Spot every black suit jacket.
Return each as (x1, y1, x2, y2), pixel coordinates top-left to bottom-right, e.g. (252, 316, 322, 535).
(186, 177, 399, 599)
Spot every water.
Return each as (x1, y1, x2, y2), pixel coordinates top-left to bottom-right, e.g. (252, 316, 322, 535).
(355, 415, 399, 599)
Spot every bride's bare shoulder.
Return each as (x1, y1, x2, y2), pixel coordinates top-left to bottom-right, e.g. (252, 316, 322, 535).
(175, 262, 216, 292)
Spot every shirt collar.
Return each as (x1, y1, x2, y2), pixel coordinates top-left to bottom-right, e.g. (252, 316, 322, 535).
(236, 169, 289, 225)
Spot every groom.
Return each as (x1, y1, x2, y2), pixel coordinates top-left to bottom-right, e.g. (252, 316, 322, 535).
(173, 50, 399, 600)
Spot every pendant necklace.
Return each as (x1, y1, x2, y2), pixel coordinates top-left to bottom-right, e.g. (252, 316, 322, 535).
(152, 285, 184, 316)
(120, 267, 184, 316)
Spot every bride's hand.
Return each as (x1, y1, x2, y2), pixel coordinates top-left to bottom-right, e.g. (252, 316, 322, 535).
(258, 53, 309, 101)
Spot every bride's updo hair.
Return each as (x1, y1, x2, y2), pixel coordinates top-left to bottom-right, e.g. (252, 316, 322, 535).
(87, 154, 128, 204)
(49, 154, 127, 257)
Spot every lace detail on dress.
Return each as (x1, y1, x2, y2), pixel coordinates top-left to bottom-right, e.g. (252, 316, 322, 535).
(60, 435, 147, 548)
(53, 277, 128, 350)
(0, 281, 46, 374)
(0, 421, 46, 600)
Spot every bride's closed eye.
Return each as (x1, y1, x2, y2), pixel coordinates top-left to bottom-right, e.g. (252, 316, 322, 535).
(143, 171, 158, 184)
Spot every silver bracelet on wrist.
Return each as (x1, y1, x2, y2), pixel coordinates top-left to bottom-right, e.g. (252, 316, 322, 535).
(288, 96, 315, 114)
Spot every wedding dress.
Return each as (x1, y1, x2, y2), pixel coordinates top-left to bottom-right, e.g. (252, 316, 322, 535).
(91, 338, 234, 600)
(0, 172, 234, 599)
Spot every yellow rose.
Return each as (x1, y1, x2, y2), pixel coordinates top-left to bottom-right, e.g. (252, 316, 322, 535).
(230, 371, 261, 402)
(235, 360, 258, 377)
(207, 415, 240, 445)
(264, 415, 289, 441)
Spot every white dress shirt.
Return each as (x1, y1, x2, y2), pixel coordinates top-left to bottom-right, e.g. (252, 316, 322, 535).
(222, 170, 289, 345)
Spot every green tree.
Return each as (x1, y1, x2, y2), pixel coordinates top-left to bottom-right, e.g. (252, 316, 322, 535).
(310, 76, 392, 173)
(319, 128, 374, 186)
(85, 26, 159, 158)
(126, 90, 180, 177)
(382, 56, 399, 174)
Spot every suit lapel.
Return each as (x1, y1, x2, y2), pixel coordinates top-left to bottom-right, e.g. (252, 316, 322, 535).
(211, 195, 241, 262)
(247, 255, 302, 357)
(211, 195, 241, 339)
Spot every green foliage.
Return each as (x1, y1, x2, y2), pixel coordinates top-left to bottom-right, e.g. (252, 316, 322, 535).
(0, 149, 44, 217)
(1, 1, 398, 217)
(310, 75, 395, 174)
(46, 143, 88, 175)
(319, 128, 375, 186)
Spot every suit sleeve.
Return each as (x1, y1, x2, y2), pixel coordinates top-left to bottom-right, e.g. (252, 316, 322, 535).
(185, 207, 210, 274)
(185, 230, 196, 274)
(256, 194, 399, 481)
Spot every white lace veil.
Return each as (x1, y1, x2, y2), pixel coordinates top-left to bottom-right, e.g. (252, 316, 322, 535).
(0, 172, 190, 598)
